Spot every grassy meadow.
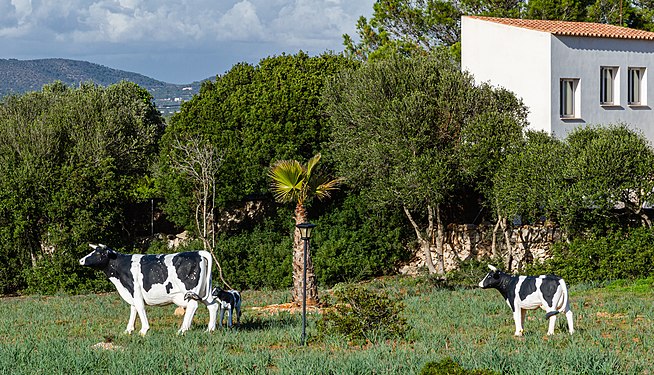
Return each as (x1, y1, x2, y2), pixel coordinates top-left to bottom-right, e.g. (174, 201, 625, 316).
(1, 276, 654, 374)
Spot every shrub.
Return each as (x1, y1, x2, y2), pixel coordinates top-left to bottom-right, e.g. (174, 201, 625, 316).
(420, 357, 499, 375)
(317, 283, 408, 344)
(312, 192, 412, 287)
(525, 227, 654, 283)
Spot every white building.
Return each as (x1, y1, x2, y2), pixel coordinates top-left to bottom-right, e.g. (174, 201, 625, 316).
(461, 16, 654, 141)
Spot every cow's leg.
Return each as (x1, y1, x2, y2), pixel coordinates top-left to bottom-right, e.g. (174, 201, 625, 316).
(565, 309, 575, 334)
(236, 304, 241, 326)
(125, 305, 137, 334)
(547, 313, 557, 335)
(179, 299, 199, 334)
(227, 307, 233, 328)
(219, 306, 226, 328)
(513, 309, 524, 336)
(206, 301, 219, 332)
(134, 299, 150, 336)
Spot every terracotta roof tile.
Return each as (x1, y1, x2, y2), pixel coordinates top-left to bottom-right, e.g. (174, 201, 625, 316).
(467, 16, 654, 41)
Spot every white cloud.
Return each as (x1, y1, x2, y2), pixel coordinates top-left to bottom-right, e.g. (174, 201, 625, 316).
(0, 0, 374, 82)
(216, 1, 265, 41)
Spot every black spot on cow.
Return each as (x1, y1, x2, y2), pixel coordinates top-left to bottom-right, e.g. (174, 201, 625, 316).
(166, 282, 173, 294)
(141, 255, 168, 292)
(173, 252, 203, 294)
(104, 253, 136, 298)
(540, 276, 561, 306)
(519, 277, 537, 300)
(503, 277, 519, 312)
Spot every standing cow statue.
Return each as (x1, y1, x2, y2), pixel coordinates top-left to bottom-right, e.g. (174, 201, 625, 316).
(478, 265, 574, 336)
(79, 244, 219, 335)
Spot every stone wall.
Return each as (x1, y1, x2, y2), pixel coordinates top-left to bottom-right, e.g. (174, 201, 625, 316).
(399, 223, 561, 275)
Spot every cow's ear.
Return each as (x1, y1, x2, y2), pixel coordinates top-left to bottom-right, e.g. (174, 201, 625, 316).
(108, 250, 118, 260)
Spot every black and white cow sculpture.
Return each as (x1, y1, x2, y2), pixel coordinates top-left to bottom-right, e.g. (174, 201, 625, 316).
(212, 288, 242, 328)
(79, 244, 219, 335)
(478, 265, 574, 336)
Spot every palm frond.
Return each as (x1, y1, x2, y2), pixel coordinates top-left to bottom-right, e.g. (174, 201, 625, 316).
(269, 160, 306, 203)
(305, 153, 322, 179)
(315, 177, 345, 201)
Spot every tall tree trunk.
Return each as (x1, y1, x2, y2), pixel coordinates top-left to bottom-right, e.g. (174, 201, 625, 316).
(403, 205, 438, 274)
(434, 204, 445, 275)
(499, 216, 513, 272)
(491, 214, 501, 258)
(292, 204, 319, 305)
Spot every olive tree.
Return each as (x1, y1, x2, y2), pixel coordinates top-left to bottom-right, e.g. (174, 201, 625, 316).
(325, 53, 527, 274)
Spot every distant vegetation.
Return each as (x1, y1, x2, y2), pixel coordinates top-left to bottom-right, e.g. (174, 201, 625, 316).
(0, 58, 204, 112)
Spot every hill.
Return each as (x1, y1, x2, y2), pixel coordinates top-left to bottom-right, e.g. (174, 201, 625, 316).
(0, 58, 207, 114)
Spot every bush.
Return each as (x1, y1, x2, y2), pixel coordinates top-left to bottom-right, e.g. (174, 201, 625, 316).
(525, 227, 654, 283)
(317, 283, 408, 344)
(420, 357, 499, 375)
(212, 228, 292, 291)
(312, 192, 412, 287)
(23, 252, 111, 295)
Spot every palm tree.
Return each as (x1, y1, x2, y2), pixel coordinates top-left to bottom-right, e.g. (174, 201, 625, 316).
(269, 153, 342, 305)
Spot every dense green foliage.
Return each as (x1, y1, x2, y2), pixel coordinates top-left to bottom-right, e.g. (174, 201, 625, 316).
(0, 81, 163, 294)
(526, 227, 654, 283)
(2, 277, 653, 374)
(494, 125, 654, 235)
(313, 192, 411, 286)
(317, 283, 408, 343)
(325, 50, 526, 274)
(158, 52, 358, 227)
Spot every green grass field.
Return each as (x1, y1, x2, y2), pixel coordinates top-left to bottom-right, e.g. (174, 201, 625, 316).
(1, 277, 653, 374)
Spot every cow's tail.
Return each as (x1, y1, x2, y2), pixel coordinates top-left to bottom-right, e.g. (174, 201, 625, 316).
(545, 310, 560, 319)
(559, 278, 570, 313)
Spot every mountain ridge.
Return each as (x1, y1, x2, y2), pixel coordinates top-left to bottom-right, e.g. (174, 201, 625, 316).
(0, 58, 207, 113)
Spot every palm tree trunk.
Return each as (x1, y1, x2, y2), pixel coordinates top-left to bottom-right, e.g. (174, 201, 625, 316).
(292, 204, 319, 305)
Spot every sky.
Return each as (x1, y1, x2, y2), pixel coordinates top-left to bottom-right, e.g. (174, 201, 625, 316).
(0, 0, 375, 84)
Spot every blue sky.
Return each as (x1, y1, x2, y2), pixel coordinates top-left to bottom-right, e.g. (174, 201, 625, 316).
(0, 0, 375, 84)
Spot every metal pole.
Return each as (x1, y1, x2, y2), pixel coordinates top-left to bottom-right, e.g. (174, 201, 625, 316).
(302, 237, 308, 345)
(151, 198, 154, 236)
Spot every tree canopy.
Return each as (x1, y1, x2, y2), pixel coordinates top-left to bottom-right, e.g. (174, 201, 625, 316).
(157, 52, 357, 230)
(324, 52, 527, 273)
(0, 81, 163, 294)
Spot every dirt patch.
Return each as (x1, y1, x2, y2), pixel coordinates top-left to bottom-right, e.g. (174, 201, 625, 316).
(250, 302, 323, 314)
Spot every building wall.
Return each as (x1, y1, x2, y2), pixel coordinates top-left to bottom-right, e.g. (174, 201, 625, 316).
(550, 36, 654, 141)
(461, 16, 552, 132)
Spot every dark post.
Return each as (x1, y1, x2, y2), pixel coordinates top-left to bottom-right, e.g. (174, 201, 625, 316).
(295, 222, 316, 346)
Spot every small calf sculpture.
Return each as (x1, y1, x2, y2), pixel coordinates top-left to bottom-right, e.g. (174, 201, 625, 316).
(478, 265, 574, 336)
(212, 288, 242, 328)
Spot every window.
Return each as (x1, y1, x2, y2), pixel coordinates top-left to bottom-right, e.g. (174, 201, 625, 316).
(600, 66, 618, 105)
(628, 67, 646, 105)
(560, 78, 579, 118)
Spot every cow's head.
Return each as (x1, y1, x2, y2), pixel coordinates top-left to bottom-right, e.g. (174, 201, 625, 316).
(478, 264, 502, 289)
(79, 244, 116, 268)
